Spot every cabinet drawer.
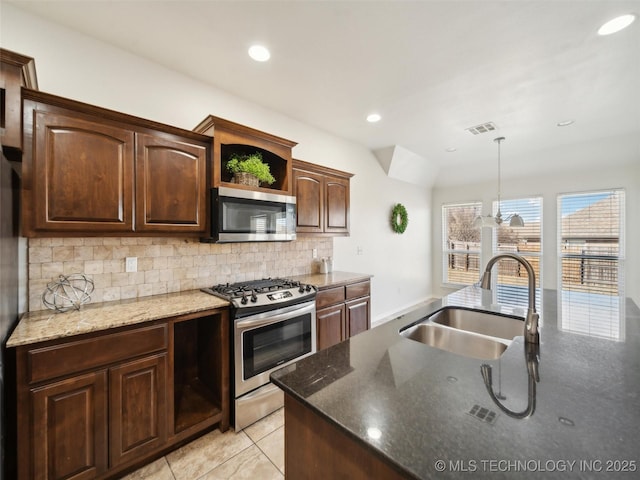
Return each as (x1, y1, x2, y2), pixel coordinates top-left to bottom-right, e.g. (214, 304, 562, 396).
(346, 281, 370, 300)
(27, 323, 168, 384)
(316, 286, 346, 309)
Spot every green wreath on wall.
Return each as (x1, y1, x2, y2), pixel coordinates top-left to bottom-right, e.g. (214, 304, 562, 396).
(391, 203, 409, 234)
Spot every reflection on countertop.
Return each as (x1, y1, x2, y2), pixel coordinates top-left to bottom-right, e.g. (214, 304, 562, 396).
(271, 286, 640, 479)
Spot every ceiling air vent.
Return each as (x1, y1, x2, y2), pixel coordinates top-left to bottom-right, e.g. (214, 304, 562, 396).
(466, 122, 497, 135)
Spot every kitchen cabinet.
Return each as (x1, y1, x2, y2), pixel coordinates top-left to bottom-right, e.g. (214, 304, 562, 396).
(292, 159, 352, 236)
(194, 115, 296, 195)
(316, 302, 345, 351)
(30, 370, 109, 479)
(109, 353, 168, 467)
(316, 279, 370, 350)
(135, 133, 207, 232)
(284, 394, 405, 480)
(21, 89, 209, 236)
(14, 308, 229, 480)
(0, 48, 38, 162)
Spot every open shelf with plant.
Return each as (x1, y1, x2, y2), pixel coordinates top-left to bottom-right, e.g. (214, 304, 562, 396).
(194, 115, 297, 195)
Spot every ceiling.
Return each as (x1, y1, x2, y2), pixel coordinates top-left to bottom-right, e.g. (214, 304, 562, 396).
(7, 1, 640, 187)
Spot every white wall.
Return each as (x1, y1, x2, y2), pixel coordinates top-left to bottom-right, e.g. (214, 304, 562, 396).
(432, 162, 640, 306)
(2, 5, 433, 322)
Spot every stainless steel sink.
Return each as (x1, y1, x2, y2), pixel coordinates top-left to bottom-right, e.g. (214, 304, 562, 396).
(429, 307, 524, 341)
(400, 323, 508, 360)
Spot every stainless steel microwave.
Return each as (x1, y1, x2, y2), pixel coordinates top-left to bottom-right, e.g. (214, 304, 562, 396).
(204, 186, 297, 243)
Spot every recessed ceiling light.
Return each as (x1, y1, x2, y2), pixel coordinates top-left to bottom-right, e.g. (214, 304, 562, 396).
(445, 147, 457, 153)
(597, 14, 636, 35)
(557, 120, 575, 127)
(366, 113, 381, 123)
(248, 45, 270, 62)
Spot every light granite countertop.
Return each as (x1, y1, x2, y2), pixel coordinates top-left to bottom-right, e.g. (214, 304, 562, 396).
(290, 271, 372, 289)
(7, 290, 229, 348)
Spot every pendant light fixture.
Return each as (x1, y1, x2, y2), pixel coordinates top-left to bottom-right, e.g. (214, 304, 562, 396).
(473, 136, 524, 229)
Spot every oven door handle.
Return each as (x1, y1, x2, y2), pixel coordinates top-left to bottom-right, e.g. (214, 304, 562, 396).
(235, 301, 315, 330)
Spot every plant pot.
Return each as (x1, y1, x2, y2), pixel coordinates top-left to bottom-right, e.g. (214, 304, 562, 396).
(232, 172, 260, 187)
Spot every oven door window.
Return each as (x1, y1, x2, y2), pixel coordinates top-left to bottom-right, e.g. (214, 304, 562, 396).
(242, 313, 312, 380)
(220, 196, 294, 235)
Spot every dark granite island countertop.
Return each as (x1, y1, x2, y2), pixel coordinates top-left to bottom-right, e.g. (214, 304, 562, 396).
(271, 286, 640, 479)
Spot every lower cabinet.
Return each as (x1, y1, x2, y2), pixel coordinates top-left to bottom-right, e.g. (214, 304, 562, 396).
(14, 310, 229, 480)
(316, 280, 371, 351)
(31, 371, 109, 480)
(109, 353, 167, 467)
(316, 303, 346, 351)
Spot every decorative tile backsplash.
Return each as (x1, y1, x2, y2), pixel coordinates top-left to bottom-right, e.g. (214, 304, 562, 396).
(28, 237, 333, 312)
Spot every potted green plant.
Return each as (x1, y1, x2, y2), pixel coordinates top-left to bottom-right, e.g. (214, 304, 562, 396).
(226, 152, 276, 187)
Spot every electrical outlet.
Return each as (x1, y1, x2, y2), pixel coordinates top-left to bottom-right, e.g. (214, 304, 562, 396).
(312, 248, 318, 259)
(125, 257, 137, 273)
(357, 246, 363, 255)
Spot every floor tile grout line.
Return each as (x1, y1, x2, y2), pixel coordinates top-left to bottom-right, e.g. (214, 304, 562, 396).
(161, 412, 285, 480)
(190, 442, 257, 480)
(254, 426, 285, 475)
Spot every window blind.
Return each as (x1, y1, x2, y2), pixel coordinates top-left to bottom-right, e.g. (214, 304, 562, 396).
(558, 190, 625, 340)
(442, 203, 482, 285)
(492, 197, 543, 310)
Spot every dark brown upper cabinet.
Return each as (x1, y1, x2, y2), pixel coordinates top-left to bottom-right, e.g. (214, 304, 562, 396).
(194, 115, 297, 195)
(0, 48, 38, 162)
(135, 133, 206, 232)
(292, 159, 352, 236)
(21, 90, 210, 236)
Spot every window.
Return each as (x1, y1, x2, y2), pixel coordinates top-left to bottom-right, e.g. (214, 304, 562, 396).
(442, 202, 482, 285)
(492, 197, 543, 310)
(558, 190, 625, 340)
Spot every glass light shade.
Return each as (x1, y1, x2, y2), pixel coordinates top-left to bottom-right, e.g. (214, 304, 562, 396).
(509, 214, 525, 227)
(474, 214, 498, 228)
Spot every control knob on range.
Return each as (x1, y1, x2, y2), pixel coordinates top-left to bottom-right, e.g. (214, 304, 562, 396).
(251, 290, 258, 303)
(305, 285, 312, 292)
(298, 285, 305, 293)
(241, 292, 248, 305)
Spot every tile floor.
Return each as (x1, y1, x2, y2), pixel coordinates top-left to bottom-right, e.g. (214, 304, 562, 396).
(122, 408, 285, 480)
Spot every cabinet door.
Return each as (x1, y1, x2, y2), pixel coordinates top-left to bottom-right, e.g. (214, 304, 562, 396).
(31, 371, 108, 480)
(135, 133, 207, 233)
(109, 353, 168, 467)
(1, 49, 37, 155)
(317, 304, 345, 351)
(325, 175, 350, 234)
(31, 110, 135, 232)
(346, 296, 370, 338)
(293, 168, 324, 233)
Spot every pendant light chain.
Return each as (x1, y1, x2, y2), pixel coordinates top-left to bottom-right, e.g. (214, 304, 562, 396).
(495, 136, 505, 224)
(473, 135, 524, 228)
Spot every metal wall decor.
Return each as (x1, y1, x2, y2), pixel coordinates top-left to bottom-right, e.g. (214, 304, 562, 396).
(42, 273, 94, 313)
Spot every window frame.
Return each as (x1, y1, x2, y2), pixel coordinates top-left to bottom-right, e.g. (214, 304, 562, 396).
(557, 188, 625, 340)
(442, 202, 483, 287)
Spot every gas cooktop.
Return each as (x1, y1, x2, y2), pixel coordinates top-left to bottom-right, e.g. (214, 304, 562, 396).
(202, 278, 317, 317)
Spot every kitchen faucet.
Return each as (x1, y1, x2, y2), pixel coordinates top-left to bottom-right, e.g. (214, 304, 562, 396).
(481, 342, 540, 419)
(480, 253, 540, 344)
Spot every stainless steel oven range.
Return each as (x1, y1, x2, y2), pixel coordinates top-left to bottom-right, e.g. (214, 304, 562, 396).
(202, 278, 317, 430)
